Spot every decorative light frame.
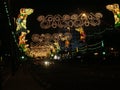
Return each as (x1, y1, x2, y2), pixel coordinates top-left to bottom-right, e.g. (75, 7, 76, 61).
(37, 12, 103, 29)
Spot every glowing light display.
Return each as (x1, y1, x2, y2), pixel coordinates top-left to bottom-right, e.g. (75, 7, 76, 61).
(37, 12, 103, 29)
(16, 8, 34, 53)
(106, 3, 120, 28)
(75, 27, 86, 42)
(29, 33, 72, 58)
(15, 8, 104, 60)
(16, 8, 34, 32)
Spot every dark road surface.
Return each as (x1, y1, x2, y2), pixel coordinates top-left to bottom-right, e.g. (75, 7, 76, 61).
(1, 64, 44, 90)
(31, 61, 120, 90)
(1, 60, 120, 90)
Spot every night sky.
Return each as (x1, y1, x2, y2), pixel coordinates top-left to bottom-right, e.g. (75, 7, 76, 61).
(9, 0, 119, 33)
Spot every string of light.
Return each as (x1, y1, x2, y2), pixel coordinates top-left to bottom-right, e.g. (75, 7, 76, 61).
(4, 0, 18, 45)
(37, 12, 103, 29)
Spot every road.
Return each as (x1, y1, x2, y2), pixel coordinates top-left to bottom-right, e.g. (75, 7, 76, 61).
(1, 60, 120, 90)
(31, 61, 120, 90)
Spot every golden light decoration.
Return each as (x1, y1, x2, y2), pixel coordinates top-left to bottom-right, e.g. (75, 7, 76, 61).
(37, 12, 103, 29)
(75, 27, 86, 42)
(16, 8, 34, 31)
(31, 34, 40, 42)
(15, 8, 104, 59)
(16, 8, 34, 53)
(64, 32, 72, 40)
(29, 33, 72, 58)
(106, 3, 120, 28)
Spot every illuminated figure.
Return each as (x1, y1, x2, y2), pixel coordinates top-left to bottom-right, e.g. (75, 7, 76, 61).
(16, 8, 34, 52)
(106, 3, 120, 28)
(16, 8, 34, 32)
(75, 27, 86, 42)
(19, 32, 27, 45)
(19, 32, 29, 52)
(54, 41, 60, 51)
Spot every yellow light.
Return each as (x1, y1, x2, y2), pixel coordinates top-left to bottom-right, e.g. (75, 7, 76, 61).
(82, 13, 87, 17)
(110, 48, 114, 50)
(76, 47, 78, 52)
(43, 61, 50, 67)
(37, 12, 102, 29)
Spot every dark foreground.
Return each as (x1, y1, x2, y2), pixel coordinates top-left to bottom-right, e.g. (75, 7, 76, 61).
(1, 59, 120, 90)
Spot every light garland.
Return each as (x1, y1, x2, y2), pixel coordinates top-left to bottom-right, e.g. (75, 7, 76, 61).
(87, 41, 102, 47)
(4, 1, 11, 26)
(4, 1, 18, 46)
(15, 8, 104, 59)
(15, 8, 34, 53)
(37, 12, 103, 29)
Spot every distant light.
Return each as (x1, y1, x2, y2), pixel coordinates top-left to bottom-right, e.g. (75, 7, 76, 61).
(4, 2, 6, 4)
(44, 61, 50, 67)
(54, 55, 58, 59)
(76, 56, 81, 59)
(102, 52, 106, 55)
(53, 55, 60, 60)
(101, 41, 104, 47)
(21, 56, 25, 59)
(94, 52, 99, 56)
(110, 48, 114, 51)
(51, 54, 54, 57)
(44, 61, 49, 65)
(82, 13, 87, 17)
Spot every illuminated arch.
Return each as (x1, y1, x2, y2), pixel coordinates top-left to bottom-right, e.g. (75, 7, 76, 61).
(16, 8, 104, 60)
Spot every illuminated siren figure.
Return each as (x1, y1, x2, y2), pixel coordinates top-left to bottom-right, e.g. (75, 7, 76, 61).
(75, 27, 86, 42)
(106, 3, 120, 28)
(16, 8, 34, 52)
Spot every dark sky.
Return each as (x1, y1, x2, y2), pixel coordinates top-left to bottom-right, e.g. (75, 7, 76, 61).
(11, 0, 120, 15)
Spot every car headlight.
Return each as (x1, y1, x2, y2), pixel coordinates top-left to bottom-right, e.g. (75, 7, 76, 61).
(44, 61, 50, 66)
(43, 60, 54, 67)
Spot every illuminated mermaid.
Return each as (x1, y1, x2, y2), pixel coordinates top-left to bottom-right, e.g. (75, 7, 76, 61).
(75, 27, 86, 42)
(16, 8, 34, 52)
(16, 8, 34, 32)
